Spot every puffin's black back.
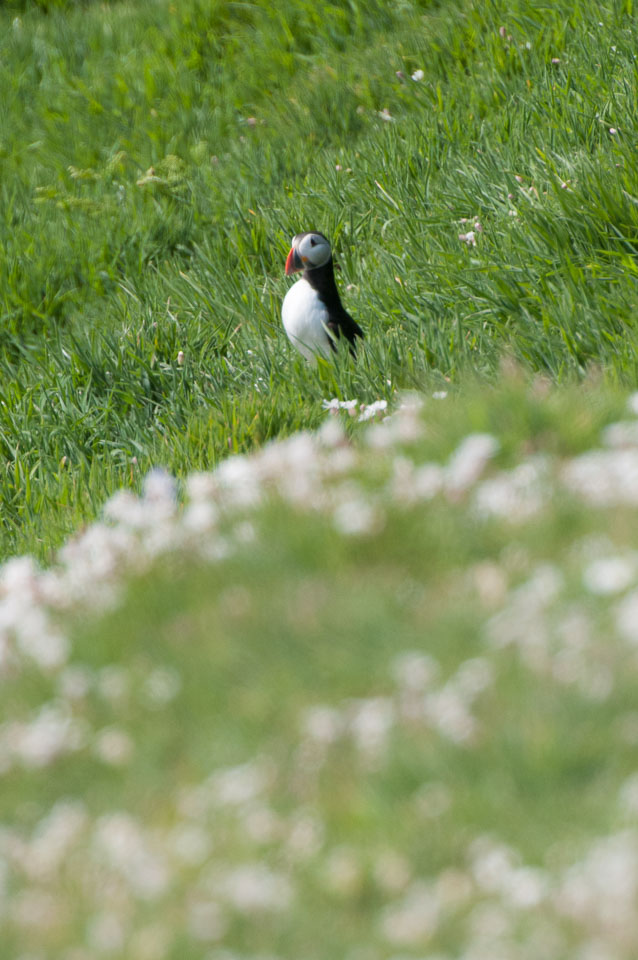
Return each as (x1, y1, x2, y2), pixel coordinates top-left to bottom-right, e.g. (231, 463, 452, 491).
(301, 248, 364, 353)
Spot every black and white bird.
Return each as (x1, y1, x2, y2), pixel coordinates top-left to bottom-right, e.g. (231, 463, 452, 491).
(282, 231, 363, 362)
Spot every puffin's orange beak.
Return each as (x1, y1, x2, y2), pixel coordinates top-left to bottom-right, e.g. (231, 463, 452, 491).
(285, 247, 303, 275)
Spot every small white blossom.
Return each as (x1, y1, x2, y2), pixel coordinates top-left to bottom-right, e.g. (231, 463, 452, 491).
(445, 433, 500, 495)
(358, 399, 388, 422)
(583, 555, 637, 595)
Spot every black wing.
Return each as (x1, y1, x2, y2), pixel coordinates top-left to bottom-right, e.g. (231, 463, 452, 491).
(326, 309, 364, 356)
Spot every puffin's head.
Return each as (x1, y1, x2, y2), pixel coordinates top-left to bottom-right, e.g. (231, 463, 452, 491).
(285, 232, 332, 275)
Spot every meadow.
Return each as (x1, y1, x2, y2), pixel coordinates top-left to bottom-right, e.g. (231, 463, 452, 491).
(3, 0, 638, 957)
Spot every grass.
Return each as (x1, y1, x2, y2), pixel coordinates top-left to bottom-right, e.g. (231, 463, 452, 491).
(4, 1, 638, 955)
(0, 0, 637, 558)
(4, 377, 638, 958)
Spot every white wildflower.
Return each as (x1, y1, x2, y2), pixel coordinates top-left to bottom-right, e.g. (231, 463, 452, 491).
(185, 471, 217, 502)
(215, 455, 262, 509)
(322, 846, 362, 896)
(214, 863, 293, 912)
(94, 727, 134, 766)
(143, 467, 177, 504)
(474, 456, 548, 521)
(380, 881, 440, 945)
(322, 397, 359, 414)
(208, 759, 272, 809)
(423, 687, 476, 743)
(243, 805, 282, 845)
(392, 651, 440, 693)
(7, 702, 86, 769)
(562, 448, 638, 506)
(333, 496, 380, 536)
(187, 899, 227, 942)
(347, 697, 394, 756)
(143, 666, 182, 706)
(373, 849, 412, 894)
(57, 663, 93, 700)
(583, 555, 637, 595)
(556, 831, 638, 932)
(302, 705, 344, 744)
(445, 433, 499, 495)
(602, 421, 638, 447)
(286, 811, 324, 860)
(96, 665, 130, 703)
(411, 69, 425, 81)
(358, 399, 388, 422)
(87, 911, 127, 953)
(389, 457, 443, 505)
(27, 799, 88, 880)
(92, 812, 171, 900)
(169, 823, 212, 865)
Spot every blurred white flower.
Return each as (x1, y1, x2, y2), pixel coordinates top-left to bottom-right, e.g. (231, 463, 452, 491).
(380, 881, 440, 945)
(411, 68, 425, 81)
(474, 456, 548, 521)
(602, 421, 638, 447)
(208, 759, 273, 809)
(143, 467, 177, 504)
(373, 849, 411, 893)
(26, 799, 88, 880)
(358, 399, 388, 422)
(347, 697, 394, 756)
(556, 831, 638, 934)
(92, 812, 171, 900)
(302, 705, 343, 744)
(562, 449, 638, 506)
(392, 651, 440, 693)
(187, 898, 227, 942)
(143, 666, 182, 705)
(87, 910, 127, 953)
(169, 823, 212, 865)
(322, 398, 359, 414)
(94, 727, 134, 766)
(583, 554, 636, 595)
(214, 862, 293, 912)
(445, 433, 500, 496)
(5, 702, 86, 769)
(286, 811, 324, 860)
(423, 687, 476, 744)
(97, 665, 130, 703)
(322, 846, 362, 896)
(333, 496, 380, 536)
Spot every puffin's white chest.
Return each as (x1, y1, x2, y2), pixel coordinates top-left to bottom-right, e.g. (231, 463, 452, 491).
(282, 278, 333, 361)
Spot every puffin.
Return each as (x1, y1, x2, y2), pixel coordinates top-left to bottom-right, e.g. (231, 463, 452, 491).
(282, 231, 364, 361)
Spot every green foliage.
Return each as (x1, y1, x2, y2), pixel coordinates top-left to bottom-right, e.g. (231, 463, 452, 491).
(4, 378, 638, 958)
(0, 0, 638, 557)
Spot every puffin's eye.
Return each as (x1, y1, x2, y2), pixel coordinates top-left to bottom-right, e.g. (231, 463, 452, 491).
(309, 237, 317, 247)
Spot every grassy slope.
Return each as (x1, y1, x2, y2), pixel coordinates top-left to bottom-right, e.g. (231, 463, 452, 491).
(5, 377, 638, 959)
(5, 2, 638, 956)
(0, 0, 637, 558)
